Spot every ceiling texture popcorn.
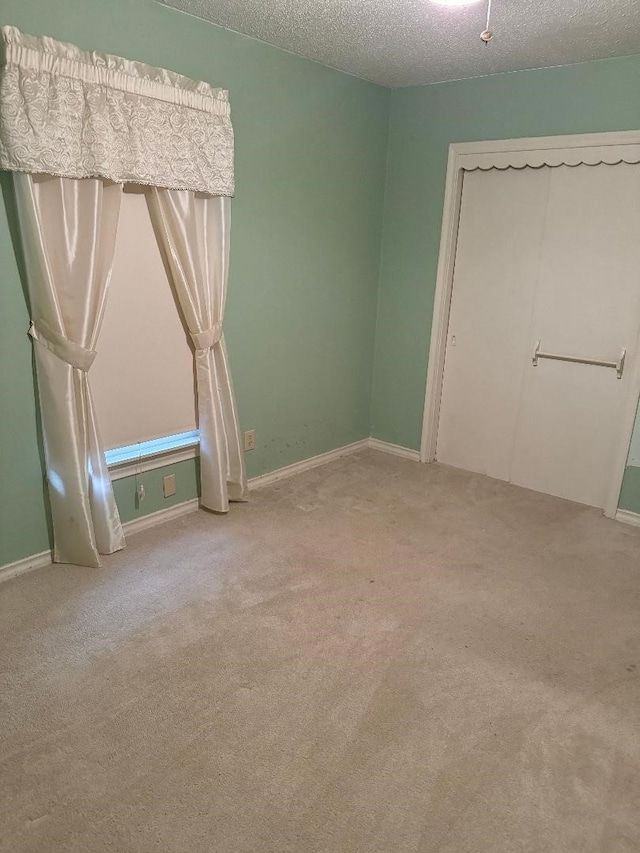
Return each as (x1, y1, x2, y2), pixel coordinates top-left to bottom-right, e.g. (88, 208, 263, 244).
(160, 0, 640, 87)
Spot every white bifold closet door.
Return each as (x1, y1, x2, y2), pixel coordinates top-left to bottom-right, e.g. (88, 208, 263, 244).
(436, 163, 640, 508)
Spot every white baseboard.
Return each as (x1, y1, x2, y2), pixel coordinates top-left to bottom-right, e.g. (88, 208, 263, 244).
(0, 550, 52, 584)
(122, 498, 200, 536)
(1, 437, 422, 582)
(248, 439, 369, 490)
(367, 438, 422, 462)
(247, 438, 421, 490)
(614, 509, 640, 528)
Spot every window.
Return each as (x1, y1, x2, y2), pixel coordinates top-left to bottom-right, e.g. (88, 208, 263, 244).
(90, 187, 198, 475)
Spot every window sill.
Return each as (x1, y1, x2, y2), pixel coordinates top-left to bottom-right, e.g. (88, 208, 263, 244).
(106, 431, 200, 481)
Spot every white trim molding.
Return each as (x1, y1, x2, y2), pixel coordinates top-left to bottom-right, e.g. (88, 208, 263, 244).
(420, 129, 640, 521)
(121, 498, 200, 536)
(448, 131, 640, 172)
(368, 438, 421, 461)
(0, 549, 52, 583)
(614, 509, 640, 528)
(247, 440, 370, 490)
(109, 444, 199, 481)
(247, 438, 421, 491)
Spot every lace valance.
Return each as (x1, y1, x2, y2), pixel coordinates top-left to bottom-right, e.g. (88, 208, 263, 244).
(0, 26, 234, 196)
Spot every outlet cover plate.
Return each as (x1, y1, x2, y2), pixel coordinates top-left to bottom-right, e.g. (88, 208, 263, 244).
(163, 474, 176, 497)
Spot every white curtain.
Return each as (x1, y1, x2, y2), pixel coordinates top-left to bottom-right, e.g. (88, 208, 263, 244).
(1, 27, 243, 566)
(15, 173, 124, 567)
(149, 189, 247, 511)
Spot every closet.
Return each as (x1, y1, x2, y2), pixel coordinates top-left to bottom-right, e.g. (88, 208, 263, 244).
(436, 162, 640, 508)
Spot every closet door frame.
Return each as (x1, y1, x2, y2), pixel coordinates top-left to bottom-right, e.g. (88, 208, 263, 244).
(420, 130, 640, 518)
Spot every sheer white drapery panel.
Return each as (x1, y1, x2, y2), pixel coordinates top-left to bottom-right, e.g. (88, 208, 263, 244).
(14, 173, 125, 567)
(0, 26, 234, 196)
(149, 190, 247, 511)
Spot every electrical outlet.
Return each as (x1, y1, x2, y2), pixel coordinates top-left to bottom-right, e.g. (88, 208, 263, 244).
(244, 429, 256, 451)
(163, 474, 176, 498)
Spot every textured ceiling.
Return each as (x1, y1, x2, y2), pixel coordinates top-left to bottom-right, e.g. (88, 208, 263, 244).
(160, 0, 640, 88)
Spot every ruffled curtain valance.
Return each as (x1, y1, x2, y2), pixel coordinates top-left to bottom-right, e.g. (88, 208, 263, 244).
(0, 26, 234, 196)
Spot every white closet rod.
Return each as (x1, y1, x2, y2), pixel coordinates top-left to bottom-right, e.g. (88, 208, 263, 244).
(532, 340, 626, 379)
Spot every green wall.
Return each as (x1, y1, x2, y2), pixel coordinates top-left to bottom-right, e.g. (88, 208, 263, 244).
(0, 0, 389, 565)
(371, 55, 640, 454)
(112, 460, 200, 524)
(618, 465, 640, 514)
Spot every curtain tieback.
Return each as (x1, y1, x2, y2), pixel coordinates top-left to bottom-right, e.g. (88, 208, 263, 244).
(191, 322, 222, 353)
(29, 319, 97, 371)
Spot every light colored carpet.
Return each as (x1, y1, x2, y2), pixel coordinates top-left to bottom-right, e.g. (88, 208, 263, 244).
(1, 450, 640, 853)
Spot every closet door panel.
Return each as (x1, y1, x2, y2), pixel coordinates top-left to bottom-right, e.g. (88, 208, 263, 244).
(510, 163, 640, 506)
(436, 168, 550, 480)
